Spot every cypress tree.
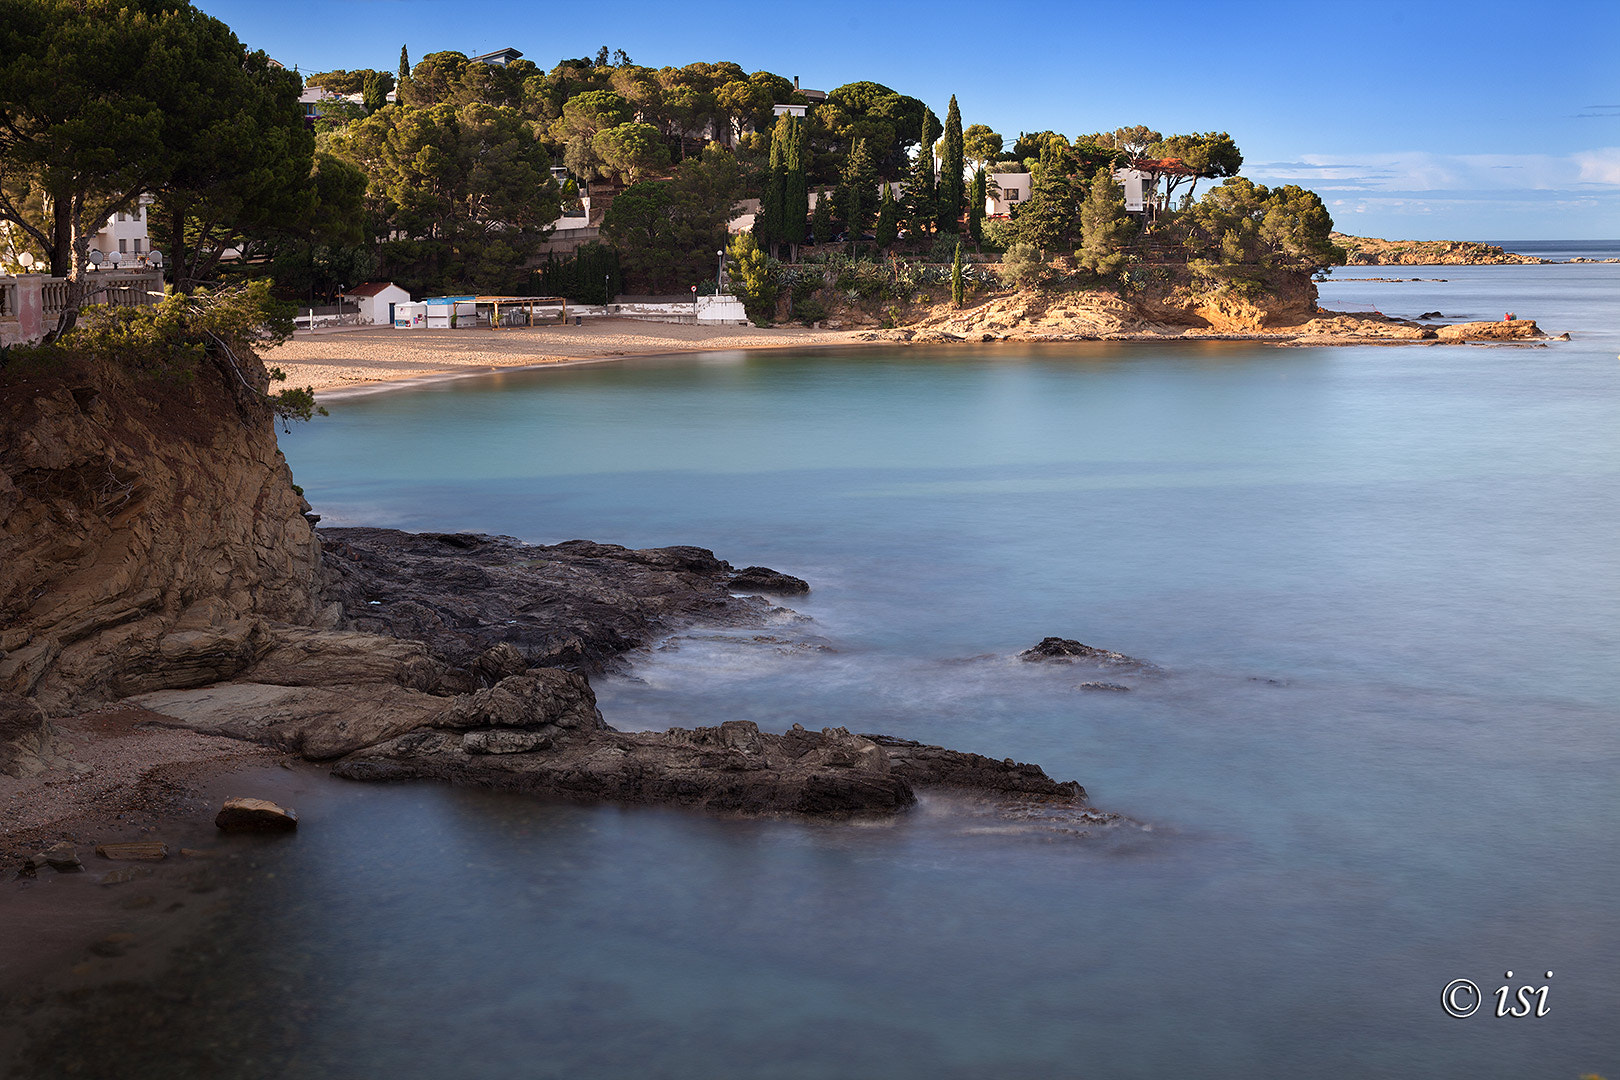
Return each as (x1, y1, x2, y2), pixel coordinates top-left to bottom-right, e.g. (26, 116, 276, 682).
(968, 167, 986, 246)
(937, 95, 964, 233)
(904, 110, 936, 241)
(874, 181, 899, 249)
(759, 112, 791, 258)
(783, 117, 808, 258)
(811, 189, 834, 247)
(951, 241, 965, 307)
(398, 45, 410, 82)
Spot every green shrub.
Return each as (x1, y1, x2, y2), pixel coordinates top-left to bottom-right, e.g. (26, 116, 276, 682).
(792, 297, 827, 325)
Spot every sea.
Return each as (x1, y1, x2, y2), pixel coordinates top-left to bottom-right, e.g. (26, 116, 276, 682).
(13, 254, 1620, 1078)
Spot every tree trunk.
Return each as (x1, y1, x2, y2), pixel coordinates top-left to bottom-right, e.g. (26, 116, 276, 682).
(50, 195, 73, 277)
(171, 205, 191, 292)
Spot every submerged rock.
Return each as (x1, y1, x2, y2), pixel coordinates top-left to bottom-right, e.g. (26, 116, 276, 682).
(215, 797, 298, 832)
(94, 841, 169, 861)
(1020, 637, 1156, 671)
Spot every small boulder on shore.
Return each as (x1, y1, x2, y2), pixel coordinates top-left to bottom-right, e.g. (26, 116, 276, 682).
(215, 797, 298, 832)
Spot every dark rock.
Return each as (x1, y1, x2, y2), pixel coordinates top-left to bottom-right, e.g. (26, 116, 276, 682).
(316, 527, 784, 676)
(861, 734, 1084, 798)
(1418, 311, 1443, 320)
(214, 797, 298, 832)
(441, 670, 604, 731)
(1019, 637, 1156, 670)
(728, 567, 811, 595)
(334, 701, 1093, 817)
(1077, 682, 1131, 692)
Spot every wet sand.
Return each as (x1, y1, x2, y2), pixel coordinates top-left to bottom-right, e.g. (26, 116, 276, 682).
(268, 319, 864, 395)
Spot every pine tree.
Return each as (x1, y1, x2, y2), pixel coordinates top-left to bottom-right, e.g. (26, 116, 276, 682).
(951, 241, 965, 307)
(1078, 165, 1136, 275)
(398, 46, 410, 83)
(837, 138, 877, 250)
(1018, 143, 1080, 256)
(968, 167, 986, 247)
(874, 181, 899, 249)
(936, 95, 964, 234)
(810, 189, 833, 247)
(904, 111, 936, 241)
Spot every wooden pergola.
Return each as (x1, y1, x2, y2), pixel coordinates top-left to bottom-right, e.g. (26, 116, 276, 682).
(474, 295, 568, 327)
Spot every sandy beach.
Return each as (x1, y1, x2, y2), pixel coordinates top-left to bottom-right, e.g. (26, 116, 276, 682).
(267, 319, 864, 394)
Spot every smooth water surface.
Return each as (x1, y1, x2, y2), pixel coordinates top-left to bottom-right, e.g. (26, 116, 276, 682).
(99, 266, 1620, 1076)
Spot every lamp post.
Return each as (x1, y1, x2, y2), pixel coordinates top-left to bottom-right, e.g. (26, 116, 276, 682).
(716, 249, 725, 295)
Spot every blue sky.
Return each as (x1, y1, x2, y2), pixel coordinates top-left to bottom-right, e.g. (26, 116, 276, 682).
(196, 0, 1620, 240)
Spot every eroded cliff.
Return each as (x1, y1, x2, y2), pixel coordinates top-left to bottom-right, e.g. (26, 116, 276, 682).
(0, 347, 323, 714)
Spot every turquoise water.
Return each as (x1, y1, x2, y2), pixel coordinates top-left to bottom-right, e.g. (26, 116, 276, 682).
(130, 265, 1620, 1076)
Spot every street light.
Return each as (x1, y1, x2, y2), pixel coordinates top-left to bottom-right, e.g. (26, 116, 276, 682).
(716, 249, 725, 295)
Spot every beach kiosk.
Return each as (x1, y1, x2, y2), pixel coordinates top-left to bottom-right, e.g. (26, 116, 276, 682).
(423, 296, 476, 328)
(393, 301, 427, 328)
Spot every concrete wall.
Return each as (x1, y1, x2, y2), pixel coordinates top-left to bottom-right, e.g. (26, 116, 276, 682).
(1, 271, 163, 345)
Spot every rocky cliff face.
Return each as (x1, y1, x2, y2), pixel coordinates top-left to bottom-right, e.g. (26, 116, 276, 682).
(0, 349, 323, 714)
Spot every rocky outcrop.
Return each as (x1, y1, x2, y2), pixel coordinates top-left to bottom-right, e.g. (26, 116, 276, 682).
(728, 566, 811, 595)
(331, 673, 1081, 815)
(1435, 319, 1546, 342)
(1020, 637, 1157, 671)
(1332, 233, 1548, 266)
(317, 528, 795, 679)
(853, 263, 1555, 346)
(0, 351, 323, 713)
(0, 691, 63, 777)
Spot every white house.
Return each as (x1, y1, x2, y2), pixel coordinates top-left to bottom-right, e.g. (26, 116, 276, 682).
(985, 172, 1030, 218)
(347, 281, 413, 326)
(470, 47, 523, 67)
(1112, 168, 1153, 213)
(90, 194, 155, 265)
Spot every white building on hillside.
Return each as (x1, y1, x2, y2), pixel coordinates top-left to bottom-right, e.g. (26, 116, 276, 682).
(985, 172, 1030, 218)
(91, 194, 155, 264)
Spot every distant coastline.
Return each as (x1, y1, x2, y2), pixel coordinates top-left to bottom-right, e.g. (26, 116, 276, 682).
(1332, 232, 1620, 266)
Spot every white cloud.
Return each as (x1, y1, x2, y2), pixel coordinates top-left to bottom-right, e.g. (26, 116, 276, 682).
(1249, 149, 1620, 192)
(1573, 148, 1620, 185)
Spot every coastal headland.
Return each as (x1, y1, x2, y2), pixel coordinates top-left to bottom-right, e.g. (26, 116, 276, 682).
(271, 299, 1550, 395)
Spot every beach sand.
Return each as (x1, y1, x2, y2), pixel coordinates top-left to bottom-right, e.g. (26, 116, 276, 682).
(267, 319, 863, 394)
